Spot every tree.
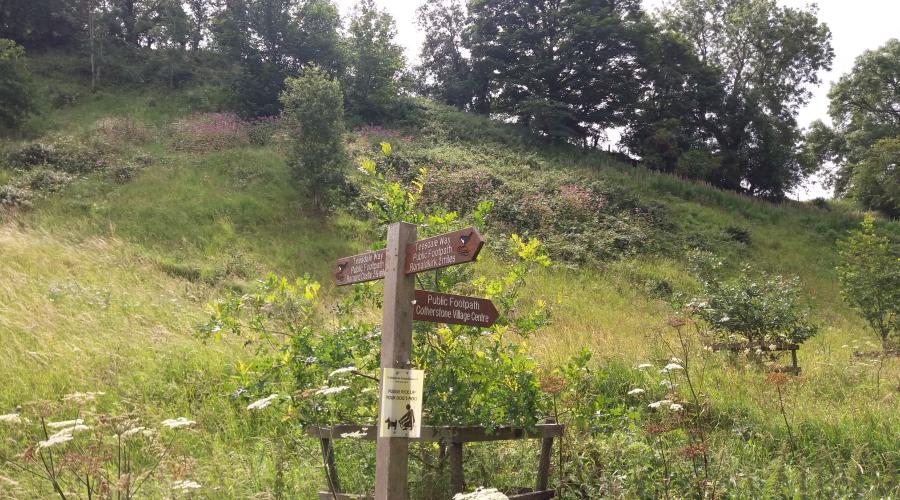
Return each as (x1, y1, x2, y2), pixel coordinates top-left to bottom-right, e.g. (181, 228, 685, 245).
(659, 0, 833, 197)
(465, 0, 650, 142)
(803, 39, 900, 211)
(0, 38, 34, 131)
(343, 0, 406, 121)
(280, 68, 347, 210)
(837, 214, 899, 350)
(414, 0, 473, 110)
(848, 138, 900, 218)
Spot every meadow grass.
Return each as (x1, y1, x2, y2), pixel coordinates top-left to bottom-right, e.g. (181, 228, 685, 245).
(0, 82, 897, 497)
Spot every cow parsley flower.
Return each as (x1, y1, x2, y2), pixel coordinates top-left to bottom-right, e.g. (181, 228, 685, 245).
(47, 419, 85, 429)
(453, 487, 509, 500)
(648, 400, 672, 409)
(161, 417, 196, 429)
(0, 414, 23, 424)
(670, 403, 684, 411)
(39, 425, 90, 449)
(62, 391, 105, 403)
(328, 366, 356, 378)
(247, 394, 279, 411)
(315, 386, 349, 396)
(122, 426, 146, 439)
(627, 388, 645, 395)
(340, 430, 369, 439)
(637, 363, 653, 370)
(663, 363, 683, 372)
(172, 480, 202, 491)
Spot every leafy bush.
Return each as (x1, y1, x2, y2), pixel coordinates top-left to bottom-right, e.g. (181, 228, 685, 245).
(200, 145, 552, 460)
(246, 116, 284, 146)
(27, 169, 72, 192)
(0, 184, 32, 209)
(836, 214, 899, 349)
(0, 39, 35, 131)
(724, 225, 751, 244)
(280, 68, 347, 210)
(848, 137, 900, 218)
(109, 163, 139, 184)
(6, 137, 106, 173)
(685, 252, 818, 345)
(170, 113, 250, 153)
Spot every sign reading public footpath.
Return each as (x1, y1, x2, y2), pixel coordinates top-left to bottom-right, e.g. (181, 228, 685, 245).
(333, 248, 386, 286)
(379, 368, 424, 439)
(413, 290, 498, 327)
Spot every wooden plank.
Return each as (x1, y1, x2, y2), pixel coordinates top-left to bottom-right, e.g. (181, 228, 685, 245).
(413, 290, 498, 327)
(508, 491, 556, 500)
(709, 342, 799, 352)
(308, 424, 564, 442)
(535, 436, 553, 491)
(334, 249, 386, 286)
(320, 437, 341, 494)
(374, 222, 417, 500)
(404, 227, 484, 274)
(449, 442, 465, 494)
(318, 493, 373, 500)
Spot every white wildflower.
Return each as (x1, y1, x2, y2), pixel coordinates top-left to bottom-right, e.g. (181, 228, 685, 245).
(670, 403, 684, 411)
(453, 487, 509, 500)
(648, 399, 672, 409)
(340, 430, 369, 439)
(47, 419, 85, 429)
(659, 380, 673, 388)
(122, 427, 146, 439)
(161, 417, 196, 429)
(719, 316, 730, 323)
(328, 366, 356, 378)
(637, 363, 653, 370)
(670, 357, 682, 364)
(315, 386, 349, 396)
(0, 414, 23, 424)
(172, 480, 202, 491)
(62, 391, 105, 403)
(627, 388, 645, 395)
(247, 394, 279, 411)
(663, 363, 683, 372)
(39, 425, 90, 449)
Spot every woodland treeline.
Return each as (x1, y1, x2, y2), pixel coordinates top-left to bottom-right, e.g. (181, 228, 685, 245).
(0, 0, 897, 211)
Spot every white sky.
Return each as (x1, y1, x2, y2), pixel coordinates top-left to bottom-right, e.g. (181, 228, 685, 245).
(335, 0, 900, 200)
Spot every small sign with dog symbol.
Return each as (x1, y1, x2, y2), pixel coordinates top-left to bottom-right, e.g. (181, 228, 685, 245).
(379, 368, 424, 438)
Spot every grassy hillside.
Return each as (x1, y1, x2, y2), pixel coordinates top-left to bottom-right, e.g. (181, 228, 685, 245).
(1, 67, 897, 497)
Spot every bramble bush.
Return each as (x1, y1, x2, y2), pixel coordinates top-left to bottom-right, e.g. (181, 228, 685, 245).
(169, 112, 250, 153)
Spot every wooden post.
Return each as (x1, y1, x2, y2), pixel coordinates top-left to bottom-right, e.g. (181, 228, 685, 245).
(374, 222, 417, 500)
(449, 442, 465, 494)
(320, 437, 341, 494)
(536, 436, 553, 491)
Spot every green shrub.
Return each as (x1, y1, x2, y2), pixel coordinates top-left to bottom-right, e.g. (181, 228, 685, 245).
(836, 214, 899, 349)
(686, 252, 818, 345)
(0, 39, 35, 131)
(27, 169, 72, 192)
(0, 184, 32, 209)
(6, 138, 106, 174)
(109, 164, 139, 184)
(724, 225, 751, 244)
(280, 68, 347, 210)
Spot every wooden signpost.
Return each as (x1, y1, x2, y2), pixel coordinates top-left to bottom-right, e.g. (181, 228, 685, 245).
(333, 224, 495, 500)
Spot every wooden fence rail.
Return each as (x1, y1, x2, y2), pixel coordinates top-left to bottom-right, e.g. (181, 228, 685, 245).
(308, 423, 564, 499)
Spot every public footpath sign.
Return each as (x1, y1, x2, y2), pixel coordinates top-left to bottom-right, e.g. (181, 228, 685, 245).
(413, 290, 498, 327)
(332, 223, 493, 500)
(379, 368, 424, 438)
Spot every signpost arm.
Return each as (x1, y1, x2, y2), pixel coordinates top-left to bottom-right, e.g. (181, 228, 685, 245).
(375, 222, 417, 500)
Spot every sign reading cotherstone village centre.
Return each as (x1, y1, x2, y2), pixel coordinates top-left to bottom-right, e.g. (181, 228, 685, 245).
(332, 225, 496, 500)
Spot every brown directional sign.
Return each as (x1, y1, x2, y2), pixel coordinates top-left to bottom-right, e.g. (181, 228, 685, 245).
(413, 290, 498, 327)
(333, 249, 387, 286)
(405, 227, 484, 274)
(335, 227, 485, 286)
